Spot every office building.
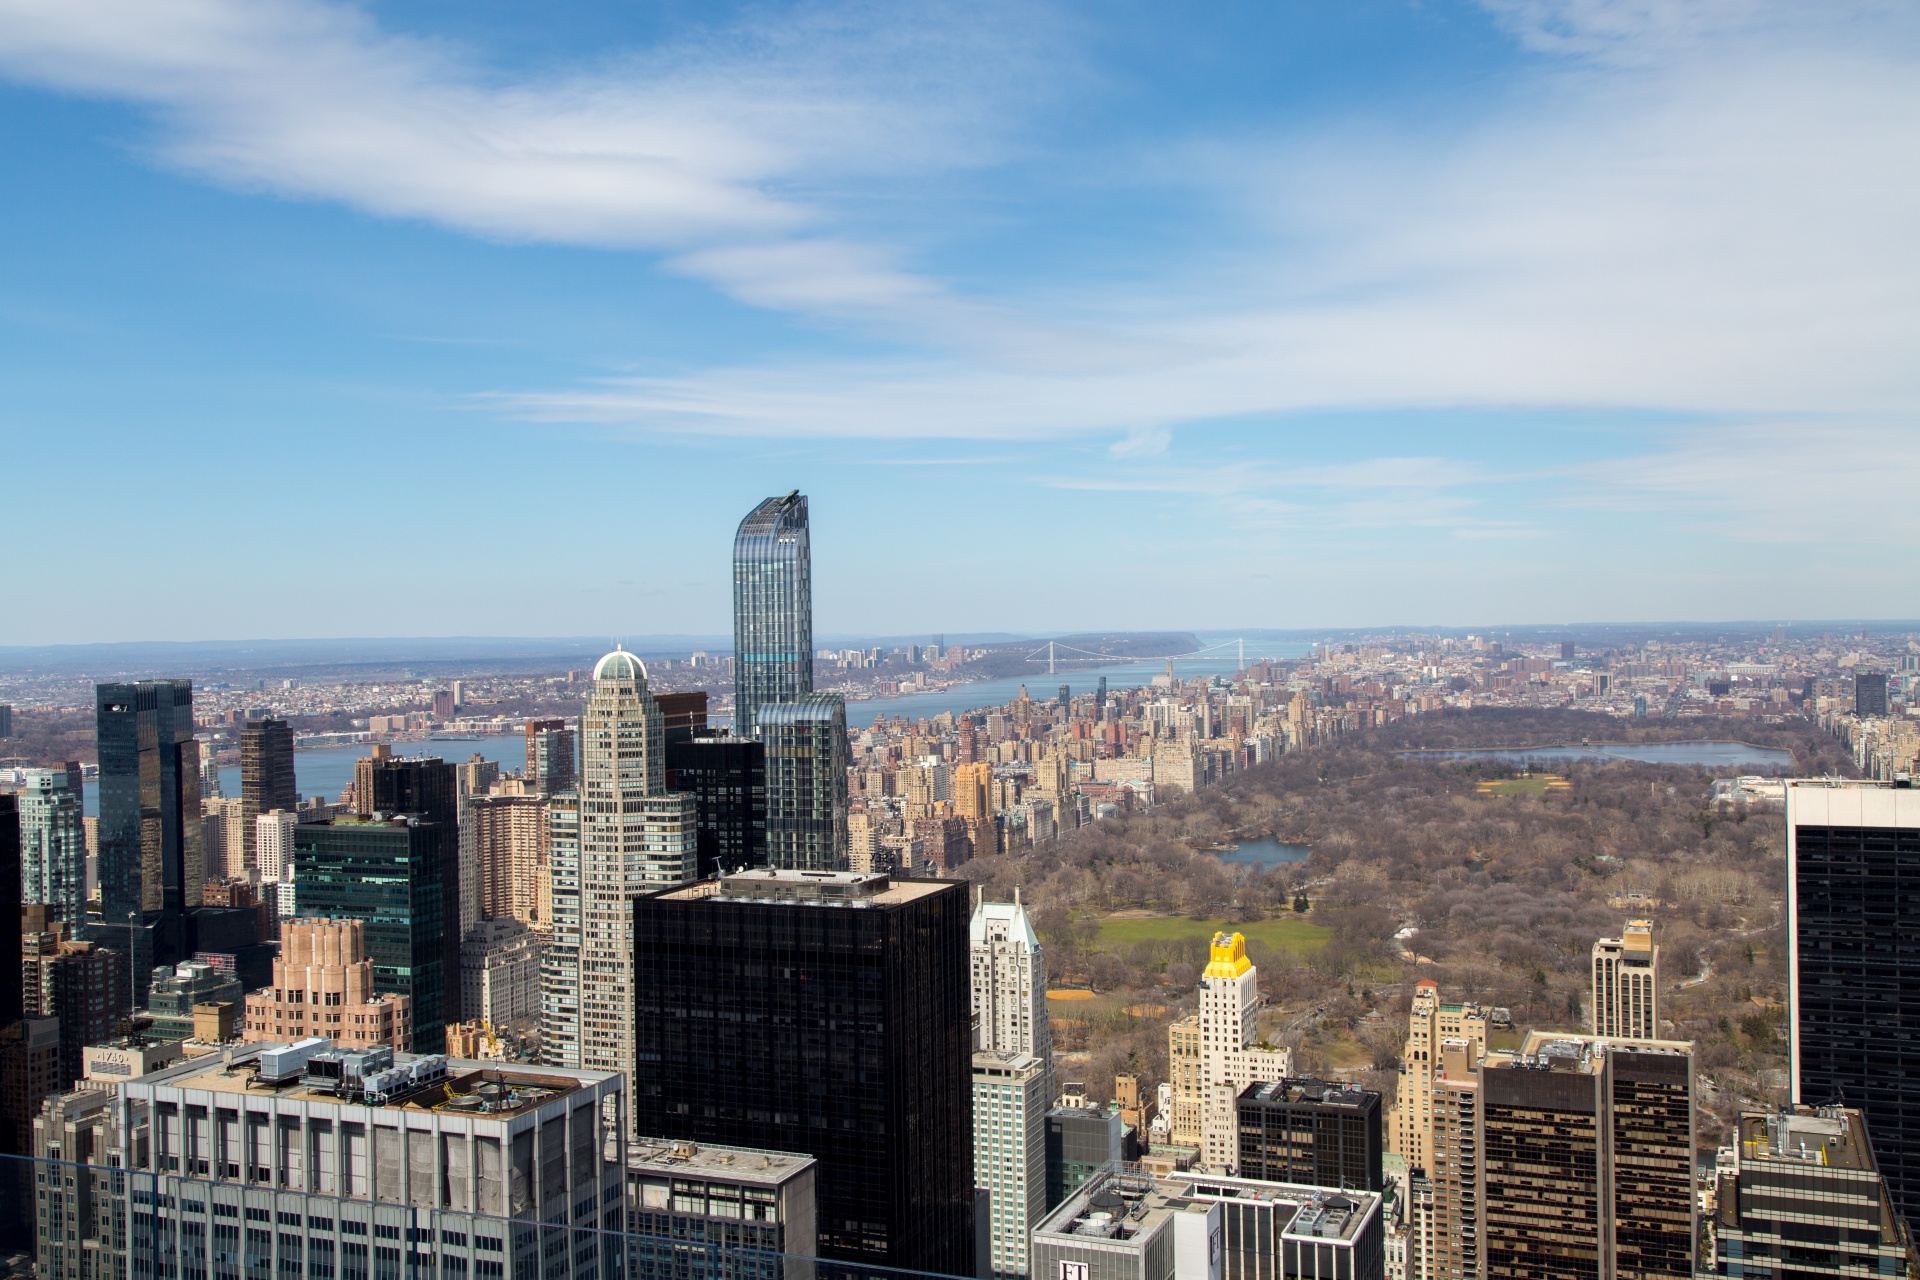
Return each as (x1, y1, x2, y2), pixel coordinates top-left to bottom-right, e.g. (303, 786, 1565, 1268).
(243, 917, 411, 1050)
(1786, 779, 1920, 1235)
(1034, 1168, 1386, 1280)
(1480, 1032, 1695, 1280)
(955, 760, 999, 858)
(94, 679, 206, 992)
(202, 794, 246, 884)
(1238, 1079, 1384, 1192)
(23, 906, 128, 1089)
(1046, 1105, 1124, 1209)
(733, 491, 813, 738)
(761, 694, 848, 872)
(33, 1087, 127, 1280)
(461, 916, 543, 1027)
(977, 1052, 1051, 1279)
(1856, 672, 1890, 717)
(1392, 982, 1487, 1280)
(546, 650, 696, 1095)
(355, 751, 464, 1022)
(627, 1138, 819, 1280)
(239, 718, 296, 875)
(539, 791, 582, 1070)
(468, 792, 550, 927)
(0, 1012, 62, 1229)
(526, 718, 577, 795)
(117, 1042, 626, 1280)
(0, 704, 9, 737)
(1592, 920, 1660, 1040)
(1168, 1015, 1203, 1149)
(665, 733, 767, 877)
(1197, 932, 1294, 1172)
(255, 808, 299, 882)
(657, 691, 709, 743)
(293, 815, 450, 1052)
(633, 869, 974, 1276)
(145, 957, 245, 1041)
(17, 766, 86, 931)
(1714, 1107, 1914, 1280)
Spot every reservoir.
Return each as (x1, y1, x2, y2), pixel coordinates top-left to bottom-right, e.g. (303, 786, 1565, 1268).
(1213, 837, 1311, 868)
(1397, 741, 1796, 770)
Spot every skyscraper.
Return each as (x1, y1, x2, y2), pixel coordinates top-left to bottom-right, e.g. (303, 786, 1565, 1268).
(354, 751, 463, 1021)
(22, 906, 127, 1090)
(17, 767, 86, 931)
(291, 814, 449, 1052)
(972, 894, 1053, 1278)
(539, 790, 582, 1069)
(548, 649, 696, 1092)
(1479, 1033, 1694, 1280)
(1195, 931, 1293, 1172)
(1855, 671, 1890, 717)
(760, 694, 848, 871)
(732, 492, 812, 737)
(633, 869, 974, 1277)
(1592, 919, 1660, 1039)
(1786, 779, 1920, 1234)
(93, 679, 205, 995)
(239, 717, 296, 875)
(242, 917, 411, 1051)
(1391, 979, 1488, 1280)
(525, 718, 577, 795)
(1237, 1079, 1384, 1191)
(664, 732, 767, 877)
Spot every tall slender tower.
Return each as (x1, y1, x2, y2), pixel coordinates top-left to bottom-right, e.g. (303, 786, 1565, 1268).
(239, 718, 296, 877)
(972, 892, 1052, 1278)
(94, 680, 204, 999)
(732, 492, 812, 737)
(17, 769, 85, 932)
(1196, 931, 1292, 1172)
(1592, 919, 1660, 1039)
(562, 649, 696, 1102)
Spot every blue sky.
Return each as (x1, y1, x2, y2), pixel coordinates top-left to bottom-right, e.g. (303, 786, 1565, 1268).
(1, 0, 1916, 644)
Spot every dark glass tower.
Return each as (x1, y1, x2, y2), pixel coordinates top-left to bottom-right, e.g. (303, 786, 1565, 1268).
(760, 694, 848, 872)
(356, 754, 463, 1022)
(1855, 671, 1890, 717)
(292, 816, 448, 1053)
(732, 492, 812, 737)
(664, 733, 766, 878)
(239, 717, 297, 876)
(1787, 781, 1920, 1235)
(633, 871, 974, 1277)
(1236, 1078, 1384, 1191)
(94, 680, 205, 995)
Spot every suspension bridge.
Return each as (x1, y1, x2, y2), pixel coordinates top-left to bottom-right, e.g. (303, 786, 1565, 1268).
(1022, 637, 1298, 675)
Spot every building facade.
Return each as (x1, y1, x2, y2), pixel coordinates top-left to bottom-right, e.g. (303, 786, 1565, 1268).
(525, 719, 577, 795)
(665, 734, 767, 877)
(460, 917, 543, 1028)
(1198, 932, 1293, 1173)
(972, 893, 1052, 1060)
(626, 1138, 818, 1280)
(733, 492, 813, 738)
(1479, 1033, 1695, 1280)
(468, 792, 550, 927)
(1786, 779, 1920, 1235)
(1238, 1079, 1384, 1192)
(116, 1043, 626, 1280)
(633, 870, 974, 1277)
(23, 906, 128, 1090)
(976, 1052, 1050, 1279)
(243, 917, 411, 1050)
(239, 718, 297, 876)
(17, 767, 86, 932)
(760, 695, 849, 872)
(292, 816, 449, 1052)
(355, 751, 464, 1023)
(33, 1087, 126, 1280)
(1046, 1105, 1124, 1210)
(539, 792, 582, 1070)
(1591, 920, 1660, 1040)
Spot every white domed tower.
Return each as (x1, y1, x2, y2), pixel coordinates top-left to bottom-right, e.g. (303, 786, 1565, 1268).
(558, 647, 697, 1105)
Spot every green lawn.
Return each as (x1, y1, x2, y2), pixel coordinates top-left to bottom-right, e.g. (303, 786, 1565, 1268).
(1095, 913, 1329, 954)
(1475, 775, 1568, 798)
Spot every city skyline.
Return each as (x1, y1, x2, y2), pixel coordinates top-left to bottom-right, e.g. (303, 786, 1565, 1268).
(1, 2, 1916, 642)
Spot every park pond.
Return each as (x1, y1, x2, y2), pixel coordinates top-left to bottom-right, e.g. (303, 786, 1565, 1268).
(1211, 836, 1312, 868)
(1396, 740, 1795, 770)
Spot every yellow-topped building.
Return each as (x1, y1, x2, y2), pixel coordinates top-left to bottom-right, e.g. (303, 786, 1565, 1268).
(1178, 930, 1292, 1173)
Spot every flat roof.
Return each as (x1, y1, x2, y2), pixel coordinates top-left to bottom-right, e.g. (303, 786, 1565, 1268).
(628, 1138, 815, 1186)
(658, 869, 950, 907)
(130, 1046, 607, 1116)
(1036, 1169, 1380, 1249)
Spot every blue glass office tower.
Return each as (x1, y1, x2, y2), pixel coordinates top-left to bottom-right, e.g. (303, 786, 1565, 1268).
(760, 694, 848, 872)
(732, 492, 812, 737)
(94, 681, 205, 996)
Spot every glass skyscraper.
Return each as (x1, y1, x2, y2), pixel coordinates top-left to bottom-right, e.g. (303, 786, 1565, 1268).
(732, 492, 812, 737)
(760, 694, 848, 872)
(95, 680, 204, 920)
(1786, 779, 1920, 1236)
(16, 768, 85, 932)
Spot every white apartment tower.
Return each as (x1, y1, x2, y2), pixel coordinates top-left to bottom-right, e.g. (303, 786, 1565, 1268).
(970, 891, 1052, 1061)
(970, 894, 1054, 1278)
(554, 649, 696, 1108)
(1592, 918, 1660, 1039)
(1197, 931, 1291, 1173)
